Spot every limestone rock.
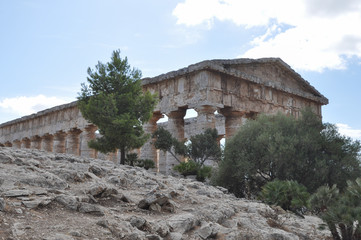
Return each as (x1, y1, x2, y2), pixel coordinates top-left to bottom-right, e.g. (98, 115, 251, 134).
(78, 202, 104, 216)
(3, 189, 31, 197)
(0, 148, 331, 240)
(55, 194, 79, 211)
(167, 213, 200, 233)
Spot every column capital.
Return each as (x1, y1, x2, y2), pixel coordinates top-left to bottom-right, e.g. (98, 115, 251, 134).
(68, 128, 82, 134)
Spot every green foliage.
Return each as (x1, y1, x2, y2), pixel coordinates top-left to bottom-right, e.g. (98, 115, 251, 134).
(125, 153, 138, 166)
(309, 185, 339, 214)
(152, 127, 186, 163)
(153, 127, 220, 182)
(125, 153, 155, 170)
(173, 160, 213, 182)
(78, 50, 157, 164)
(311, 179, 361, 240)
(260, 180, 310, 211)
(153, 127, 221, 166)
(196, 165, 213, 182)
(215, 109, 361, 197)
(187, 128, 222, 166)
(138, 159, 155, 170)
(173, 160, 199, 176)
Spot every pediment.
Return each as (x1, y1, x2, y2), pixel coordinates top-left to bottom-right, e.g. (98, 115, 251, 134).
(142, 58, 328, 105)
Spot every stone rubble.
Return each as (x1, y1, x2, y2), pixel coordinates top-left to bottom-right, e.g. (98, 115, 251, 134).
(0, 147, 331, 239)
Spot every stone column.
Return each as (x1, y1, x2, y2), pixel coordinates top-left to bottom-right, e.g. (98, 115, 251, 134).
(164, 109, 186, 175)
(80, 125, 97, 158)
(21, 138, 31, 149)
(53, 131, 67, 153)
(30, 136, 42, 150)
(66, 128, 82, 156)
(158, 150, 167, 174)
(41, 134, 54, 152)
(4, 142, 12, 147)
(12, 140, 21, 149)
(220, 108, 245, 140)
(139, 112, 163, 169)
(195, 105, 217, 134)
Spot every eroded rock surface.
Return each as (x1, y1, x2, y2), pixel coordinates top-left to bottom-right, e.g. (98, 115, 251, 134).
(0, 148, 331, 239)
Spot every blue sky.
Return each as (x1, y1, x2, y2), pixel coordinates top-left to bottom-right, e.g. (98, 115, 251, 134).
(0, 0, 360, 140)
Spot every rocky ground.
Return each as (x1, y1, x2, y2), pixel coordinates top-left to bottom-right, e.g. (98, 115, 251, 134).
(0, 147, 331, 240)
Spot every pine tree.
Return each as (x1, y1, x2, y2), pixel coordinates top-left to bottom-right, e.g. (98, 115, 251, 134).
(78, 50, 157, 164)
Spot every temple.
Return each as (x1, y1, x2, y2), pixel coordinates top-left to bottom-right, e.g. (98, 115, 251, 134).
(0, 58, 328, 173)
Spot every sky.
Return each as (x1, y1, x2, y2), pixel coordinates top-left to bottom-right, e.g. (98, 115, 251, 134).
(0, 0, 360, 141)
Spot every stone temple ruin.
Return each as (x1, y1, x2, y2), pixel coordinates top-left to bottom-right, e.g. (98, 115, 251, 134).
(0, 58, 328, 174)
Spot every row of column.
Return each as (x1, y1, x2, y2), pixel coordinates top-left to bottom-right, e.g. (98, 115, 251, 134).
(140, 105, 250, 174)
(1, 125, 98, 158)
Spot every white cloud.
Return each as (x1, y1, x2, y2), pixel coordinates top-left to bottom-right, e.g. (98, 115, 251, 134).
(0, 95, 69, 117)
(336, 123, 361, 141)
(173, 0, 361, 71)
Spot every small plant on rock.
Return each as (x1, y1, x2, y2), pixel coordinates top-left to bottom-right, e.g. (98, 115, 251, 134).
(311, 178, 361, 240)
(153, 127, 221, 182)
(173, 160, 199, 176)
(309, 184, 339, 214)
(125, 153, 155, 170)
(260, 179, 310, 213)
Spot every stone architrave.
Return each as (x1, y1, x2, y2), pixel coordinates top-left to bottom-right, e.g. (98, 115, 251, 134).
(30, 136, 42, 150)
(139, 112, 163, 166)
(66, 128, 82, 156)
(80, 125, 97, 158)
(165, 109, 186, 175)
(53, 131, 67, 153)
(41, 134, 54, 152)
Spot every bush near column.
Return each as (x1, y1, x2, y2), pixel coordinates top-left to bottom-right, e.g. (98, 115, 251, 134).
(153, 128, 221, 181)
(214, 109, 361, 198)
(125, 153, 155, 170)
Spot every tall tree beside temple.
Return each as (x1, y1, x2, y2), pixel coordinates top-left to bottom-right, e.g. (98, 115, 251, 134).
(78, 50, 157, 164)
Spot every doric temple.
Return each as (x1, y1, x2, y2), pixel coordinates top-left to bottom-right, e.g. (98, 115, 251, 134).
(0, 58, 328, 173)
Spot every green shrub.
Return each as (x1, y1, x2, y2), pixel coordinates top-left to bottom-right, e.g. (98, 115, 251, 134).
(137, 159, 155, 170)
(173, 161, 213, 182)
(215, 109, 361, 198)
(125, 153, 155, 170)
(196, 165, 212, 182)
(314, 178, 361, 240)
(309, 185, 339, 213)
(260, 180, 310, 211)
(173, 160, 199, 176)
(125, 153, 138, 166)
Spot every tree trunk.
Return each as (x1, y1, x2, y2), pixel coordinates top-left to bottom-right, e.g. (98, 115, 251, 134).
(120, 147, 126, 165)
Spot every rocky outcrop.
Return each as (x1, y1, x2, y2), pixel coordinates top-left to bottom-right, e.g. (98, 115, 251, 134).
(0, 147, 331, 239)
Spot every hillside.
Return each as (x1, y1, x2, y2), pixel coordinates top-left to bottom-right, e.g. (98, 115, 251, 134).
(0, 147, 331, 240)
